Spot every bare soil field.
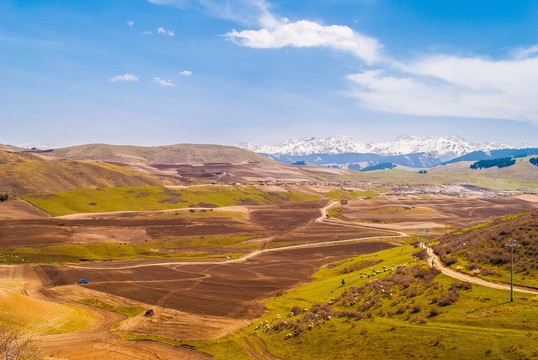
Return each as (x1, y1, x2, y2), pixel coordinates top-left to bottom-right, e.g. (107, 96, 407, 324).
(0, 198, 50, 219)
(0, 201, 388, 250)
(42, 242, 394, 320)
(339, 195, 538, 229)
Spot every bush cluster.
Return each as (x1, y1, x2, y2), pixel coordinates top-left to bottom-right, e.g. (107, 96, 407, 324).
(272, 264, 451, 338)
(433, 210, 537, 275)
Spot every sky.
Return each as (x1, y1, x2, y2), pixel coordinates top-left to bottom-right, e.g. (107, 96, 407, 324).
(1, 0, 537, 148)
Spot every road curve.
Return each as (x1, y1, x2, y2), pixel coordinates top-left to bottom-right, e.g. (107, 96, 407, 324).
(425, 246, 538, 295)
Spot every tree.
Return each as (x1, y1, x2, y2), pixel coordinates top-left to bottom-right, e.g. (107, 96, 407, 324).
(0, 325, 43, 360)
(470, 157, 516, 169)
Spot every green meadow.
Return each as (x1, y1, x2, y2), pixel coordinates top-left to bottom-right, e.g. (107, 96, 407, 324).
(180, 245, 537, 359)
(0, 236, 254, 264)
(22, 185, 321, 216)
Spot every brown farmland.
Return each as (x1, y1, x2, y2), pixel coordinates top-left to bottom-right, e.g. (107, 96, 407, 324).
(338, 195, 538, 230)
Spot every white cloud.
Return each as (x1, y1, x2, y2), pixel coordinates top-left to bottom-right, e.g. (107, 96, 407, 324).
(142, 31, 153, 35)
(226, 19, 381, 64)
(180, 70, 192, 76)
(127, 20, 135, 27)
(347, 51, 538, 124)
(157, 27, 175, 36)
(110, 73, 139, 82)
(149, 0, 380, 63)
(153, 77, 175, 86)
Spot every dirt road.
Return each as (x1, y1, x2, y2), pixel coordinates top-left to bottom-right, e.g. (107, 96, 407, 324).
(425, 246, 538, 295)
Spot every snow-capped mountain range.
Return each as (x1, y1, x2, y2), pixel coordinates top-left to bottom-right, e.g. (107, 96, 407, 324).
(237, 135, 512, 160)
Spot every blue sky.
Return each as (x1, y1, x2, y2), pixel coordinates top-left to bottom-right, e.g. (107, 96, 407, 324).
(1, 0, 537, 148)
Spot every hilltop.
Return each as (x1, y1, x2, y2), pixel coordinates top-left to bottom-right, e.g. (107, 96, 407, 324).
(41, 143, 271, 166)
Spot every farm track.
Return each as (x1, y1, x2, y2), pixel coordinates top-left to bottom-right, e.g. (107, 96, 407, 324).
(66, 201, 407, 271)
(425, 246, 538, 295)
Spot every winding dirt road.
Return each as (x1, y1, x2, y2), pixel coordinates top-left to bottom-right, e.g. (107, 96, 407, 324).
(425, 246, 538, 295)
(67, 201, 407, 271)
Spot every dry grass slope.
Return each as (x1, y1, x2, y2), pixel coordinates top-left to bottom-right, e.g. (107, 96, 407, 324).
(41, 143, 273, 165)
(0, 151, 165, 195)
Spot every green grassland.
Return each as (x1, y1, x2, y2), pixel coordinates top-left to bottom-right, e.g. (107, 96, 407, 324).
(357, 157, 538, 190)
(129, 209, 249, 220)
(327, 206, 346, 220)
(324, 187, 388, 201)
(181, 246, 537, 359)
(366, 206, 435, 215)
(22, 185, 321, 216)
(0, 236, 254, 264)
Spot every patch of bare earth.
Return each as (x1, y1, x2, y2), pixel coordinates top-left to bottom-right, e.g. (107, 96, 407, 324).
(340, 195, 538, 229)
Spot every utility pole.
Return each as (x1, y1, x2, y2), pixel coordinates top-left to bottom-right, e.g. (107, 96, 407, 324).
(505, 239, 520, 302)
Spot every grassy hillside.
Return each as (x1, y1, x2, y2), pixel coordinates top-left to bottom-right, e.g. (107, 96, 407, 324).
(41, 143, 273, 165)
(22, 185, 321, 216)
(357, 156, 538, 190)
(158, 245, 537, 359)
(433, 210, 538, 288)
(0, 151, 167, 195)
(0, 236, 254, 264)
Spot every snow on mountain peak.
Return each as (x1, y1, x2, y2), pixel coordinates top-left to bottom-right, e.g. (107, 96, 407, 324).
(236, 135, 513, 159)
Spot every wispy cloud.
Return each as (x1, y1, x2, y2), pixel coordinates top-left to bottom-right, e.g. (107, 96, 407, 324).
(512, 44, 538, 59)
(180, 70, 192, 76)
(127, 20, 135, 27)
(142, 31, 153, 35)
(157, 27, 175, 36)
(110, 73, 139, 82)
(148, 0, 274, 27)
(153, 77, 175, 86)
(226, 19, 381, 65)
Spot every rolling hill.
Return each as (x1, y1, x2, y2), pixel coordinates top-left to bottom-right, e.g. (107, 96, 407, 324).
(0, 151, 167, 195)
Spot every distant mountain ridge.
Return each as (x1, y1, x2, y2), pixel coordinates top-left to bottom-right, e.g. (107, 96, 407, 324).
(237, 135, 512, 160)
(263, 152, 442, 169)
(442, 148, 538, 165)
